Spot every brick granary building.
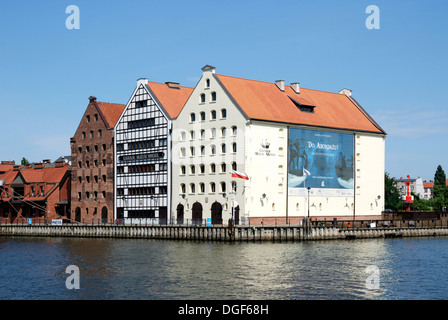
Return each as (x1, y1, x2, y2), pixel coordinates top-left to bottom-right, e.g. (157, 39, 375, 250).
(70, 96, 125, 223)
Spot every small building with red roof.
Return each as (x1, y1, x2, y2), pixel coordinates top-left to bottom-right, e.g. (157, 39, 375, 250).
(0, 160, 71, 224)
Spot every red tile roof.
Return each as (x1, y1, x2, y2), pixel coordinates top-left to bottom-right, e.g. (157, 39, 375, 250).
(95, 102, 126, 129)
(146, 81, 194, 119)
(215, 74, 385, 134)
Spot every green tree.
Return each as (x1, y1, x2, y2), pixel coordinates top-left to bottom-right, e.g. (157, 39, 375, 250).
(433, 165, 448, 210)
(434, 165, 446, 186)
(385, 172, 401, 211)
(21, 157, 29, 165)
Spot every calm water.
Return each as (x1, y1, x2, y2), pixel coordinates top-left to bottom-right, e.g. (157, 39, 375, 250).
(1, 236, 447, 300)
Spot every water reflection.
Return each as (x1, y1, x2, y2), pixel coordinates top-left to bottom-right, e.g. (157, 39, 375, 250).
(1, 237, 448, 300)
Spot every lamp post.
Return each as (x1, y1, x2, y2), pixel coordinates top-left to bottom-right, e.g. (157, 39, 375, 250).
(307, 187, 311, 232)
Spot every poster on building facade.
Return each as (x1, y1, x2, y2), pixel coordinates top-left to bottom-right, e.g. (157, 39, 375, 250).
(288, 128, 354, 196)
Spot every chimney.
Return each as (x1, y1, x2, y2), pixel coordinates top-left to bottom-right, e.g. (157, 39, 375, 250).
(1, 161, 15, 165)
(165, 82, 180, 89)
(275, 80, 285, 91)
(291, 82, 300, 94)
(339, 88, 352, 97)
(55, 161, 65, 168)
(13, 165, 21, 171)
(137, 78, 148, 87)
(201, 65, 216, 73)
(89, 96, 97, 102)
(25, 164, 32, 169)
(34, 163, 44, 170)
(42, 159, 51, 164)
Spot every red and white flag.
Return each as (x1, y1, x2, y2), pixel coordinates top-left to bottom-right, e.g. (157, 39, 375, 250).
(231, 170, 249, 180)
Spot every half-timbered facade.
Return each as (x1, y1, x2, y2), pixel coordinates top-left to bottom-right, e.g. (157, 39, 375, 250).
(114, 79, 193, 224)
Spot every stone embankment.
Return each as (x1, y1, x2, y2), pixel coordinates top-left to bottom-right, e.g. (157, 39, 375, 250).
(2, 224, 448, 241)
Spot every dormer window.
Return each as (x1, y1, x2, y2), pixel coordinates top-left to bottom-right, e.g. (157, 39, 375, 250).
(288, 96, 316, 113)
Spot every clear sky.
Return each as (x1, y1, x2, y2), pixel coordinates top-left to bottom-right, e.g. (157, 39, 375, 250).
(0, 0, 447, 181)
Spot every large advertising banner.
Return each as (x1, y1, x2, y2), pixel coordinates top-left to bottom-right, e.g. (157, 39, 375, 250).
(288, 128, 354, 196)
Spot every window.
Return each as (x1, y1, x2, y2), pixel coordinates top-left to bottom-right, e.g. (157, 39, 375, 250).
(232, 126, 237, 136)
(231, 181, 237, 193)
(159, 138, 167, 147)
(128, 164, 156, 173)
(220, 182, 226, 193)
(117, 144, 124, 151)
(190, 183, 195, 194)
(211, 92, 216, 102)
(200, 94, 205, 103)
(102, 159, 106, 166)
(94, 160, 98, 167)
(31, 186, 35, 197)
(128, 140, 155, 150)
(94, 145, 99, 152)
(211, 110, 217, 120)
(181, 184, 186, 194)
(231, 162, 237, 171)
(205, 79, 210, 88)
(94, 175, 99, 183)
(190, 146, 195, 157)
(180, 148, 186, 157)
(102, 175, 107, 182)
(82, 132, 86, 139)
(201, 145, 205, 156)
(90, 131, 94, 138)
(190, 113, 196, 122)
(199, 183, 205, 194)
(221, 143, 226, 154)
(190, 130, 195, 140)
(136, 100, 147, 108)
(86, 161, 90, 168)
(200, 129, 205, 140)
(210, 145, 216, 155)
(210, 182, 216, 193)
(180, 131, 186, 141)
(221, 163, 226, 173)
(221, 127, 226, 137)
(86, 176, 91, 183)
(221, 109, 227, 119)
(210, 128, 216, 139)
(102, 144, 106, 151)
(190, 165, 195, 175)
(78, 146, 82, 153)
(86, 146, 90, 152)
(210, 163, 216, 173)
(86, 115, 90, 122)
(78, 176, 82, 183)
(94, 114, 98, 121)
(232, 143, 237, 153)
(159, 186, 167, 194)
(98, 129, 102, 137)
(180, 165, 186, 175)
(199, 164, 205, 174)
(127, 118, 155, 129)
(159, 163, 168, 171)
(200, 112, 205, 121)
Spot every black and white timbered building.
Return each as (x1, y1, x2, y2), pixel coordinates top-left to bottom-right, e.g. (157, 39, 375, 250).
(114, 78, 193, 224)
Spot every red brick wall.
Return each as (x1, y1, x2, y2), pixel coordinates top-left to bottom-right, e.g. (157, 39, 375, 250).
(70, 100, 115, 223)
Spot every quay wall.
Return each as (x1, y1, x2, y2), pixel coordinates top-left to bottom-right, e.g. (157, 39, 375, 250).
(2, 225, 448, 241)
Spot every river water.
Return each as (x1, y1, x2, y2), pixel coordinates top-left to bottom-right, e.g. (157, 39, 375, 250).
(1, 236, 447, 300)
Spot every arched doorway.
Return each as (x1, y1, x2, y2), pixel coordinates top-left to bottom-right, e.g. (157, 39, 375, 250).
(101, 207, 108, 224)
(211, 201, 223, 225)
(192, 202, 203, 225)
(75, 207, 81, 222)
(176, 204, 184, 225)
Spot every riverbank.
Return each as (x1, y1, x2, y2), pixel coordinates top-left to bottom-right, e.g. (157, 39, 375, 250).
(2, 224, 448, 241)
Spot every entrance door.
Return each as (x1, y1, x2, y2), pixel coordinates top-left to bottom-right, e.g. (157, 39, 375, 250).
(192, 202, 203, 225)
(211, 201, 223, 225)
(176, 204, 184, 225)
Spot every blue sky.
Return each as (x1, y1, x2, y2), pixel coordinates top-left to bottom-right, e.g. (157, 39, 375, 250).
(0, 0, 447, 181)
